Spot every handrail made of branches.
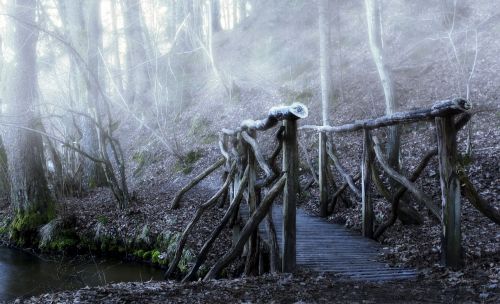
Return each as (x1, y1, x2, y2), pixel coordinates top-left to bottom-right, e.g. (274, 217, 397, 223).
(300, 99, 471, 133)
(222, 102, 308, 135)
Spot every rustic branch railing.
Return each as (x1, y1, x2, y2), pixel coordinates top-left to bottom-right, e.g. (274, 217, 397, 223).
(166, 102, 307, 280)
(300, 98, 478, 269)
(300, 98, 471, 133)
(167, 97, 498, 279)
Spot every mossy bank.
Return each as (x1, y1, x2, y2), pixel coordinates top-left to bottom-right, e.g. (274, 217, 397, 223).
(0, 214, 201, 280)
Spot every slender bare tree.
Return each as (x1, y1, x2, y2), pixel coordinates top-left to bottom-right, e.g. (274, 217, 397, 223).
(318, 0, 332, 217)
(364, 0, 400, 168)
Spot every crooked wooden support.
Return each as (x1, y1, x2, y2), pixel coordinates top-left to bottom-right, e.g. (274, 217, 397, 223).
(266, 205, 280, 273)
(282, 119, 298, 273)
(435, 116, 463, 269)
(170, 158, 225, 209)
(373, 149, 437, 239)
(326, 142, 362, 197)
(244, 130, 259, 275)
(165, 163, 237, 278)
(361, 129, 374, 238)
(319, 131, 329, 217)
(372, 136, 441, 221)
(231, 133, 245, 247)
(182, 166, 250, 282)
(328, 173, 359, 213)
(204, 174, 287, 280)
(242, 130, 273, 177)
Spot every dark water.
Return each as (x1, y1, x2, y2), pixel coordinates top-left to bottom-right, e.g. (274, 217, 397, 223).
(0, 247, 164, 302)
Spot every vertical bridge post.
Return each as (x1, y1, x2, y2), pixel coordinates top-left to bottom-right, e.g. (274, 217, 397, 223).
(436, 116, 463, 269)
(282, 118, 298, 272)
(361, 129, 374, 238)
(231, 133, 243, 247)
(319, 131, 329, 217)
(245, 130, 258, 274)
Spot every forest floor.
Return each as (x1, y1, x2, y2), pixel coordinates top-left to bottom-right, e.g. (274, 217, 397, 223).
(18, 271, 496, 304)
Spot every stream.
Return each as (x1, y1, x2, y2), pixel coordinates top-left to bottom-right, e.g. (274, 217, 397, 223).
(0, 247, 164, 302)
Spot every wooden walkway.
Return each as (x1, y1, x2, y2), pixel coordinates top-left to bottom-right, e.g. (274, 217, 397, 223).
(241, 205, 418, 281)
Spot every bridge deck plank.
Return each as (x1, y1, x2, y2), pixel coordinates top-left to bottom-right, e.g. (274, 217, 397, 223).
(240, 205, 418, 281)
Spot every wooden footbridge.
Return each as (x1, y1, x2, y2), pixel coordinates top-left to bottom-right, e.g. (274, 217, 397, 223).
(241, 205, 418, 281)
(165, 99, 484, 282)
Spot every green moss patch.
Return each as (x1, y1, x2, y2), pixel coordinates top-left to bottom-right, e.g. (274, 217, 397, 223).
(10, 206, 55, 246)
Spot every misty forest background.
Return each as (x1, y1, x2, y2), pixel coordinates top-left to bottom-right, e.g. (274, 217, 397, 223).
(0, 0, 499, 297)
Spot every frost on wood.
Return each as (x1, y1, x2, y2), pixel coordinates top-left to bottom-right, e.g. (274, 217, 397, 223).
(236, 102, 309, 132)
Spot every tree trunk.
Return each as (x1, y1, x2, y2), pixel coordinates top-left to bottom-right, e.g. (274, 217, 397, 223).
(84, 0, 107, 188)
(364, 0, 400, 169)
(319, 0, 332, 126)
(0, 136, 9, 200)
(318, 0, 332, 217)
(122, 0, 152, 106)
(0, 35, 10, 199)
(57, 0, 107, 190)
(110, 0, 124, 95)
(4, 0, 54, 244)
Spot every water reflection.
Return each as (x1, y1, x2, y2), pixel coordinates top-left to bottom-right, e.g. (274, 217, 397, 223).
(0, 247, 163, 302)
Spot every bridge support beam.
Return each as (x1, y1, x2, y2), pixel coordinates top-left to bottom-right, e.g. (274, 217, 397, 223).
(319, 131, 329, 217)
(361, 129, 374, 238)
(282, 119, 297, 272)
(245, 130, 259, 275)
(436, 116, 463, 269)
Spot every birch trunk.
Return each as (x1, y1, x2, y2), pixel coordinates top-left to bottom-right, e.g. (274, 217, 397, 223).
(364, 0, 400, 168)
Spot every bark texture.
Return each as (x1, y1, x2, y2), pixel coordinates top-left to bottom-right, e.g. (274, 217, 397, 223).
(4, 0, 54, 241)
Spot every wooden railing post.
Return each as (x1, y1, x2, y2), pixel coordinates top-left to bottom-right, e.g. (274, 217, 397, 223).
(245, 130, 259, 274)
(361, 129, 374, 238)
(435, 116, 463, 269)
(319, 131, 328, 217)
(232, 134, 243, 247)
(282, 119, 298, 272)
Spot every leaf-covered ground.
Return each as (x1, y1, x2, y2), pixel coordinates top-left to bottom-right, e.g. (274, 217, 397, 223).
(19, 271, 498, 304)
